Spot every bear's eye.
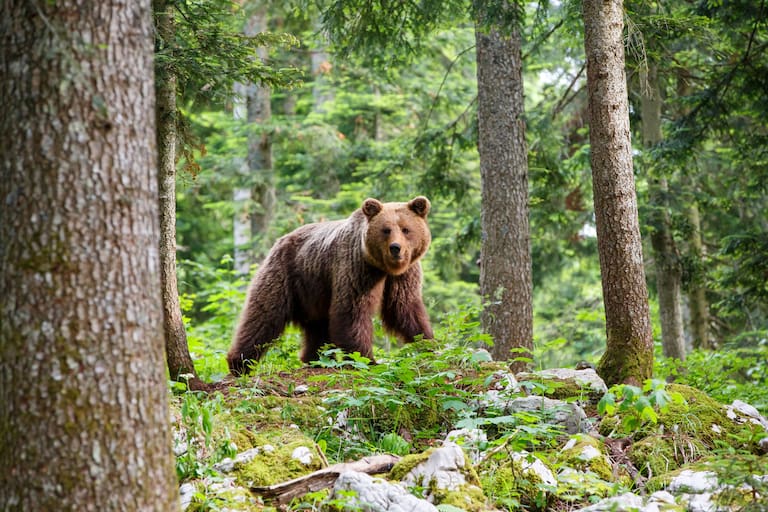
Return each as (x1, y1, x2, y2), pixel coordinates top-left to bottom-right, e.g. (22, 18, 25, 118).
(402, 227, 410, 235)
(382, 228, 392, 235)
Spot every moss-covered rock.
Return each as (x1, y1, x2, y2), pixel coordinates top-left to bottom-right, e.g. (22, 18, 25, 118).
(629, 432, 708, 477)
(481, 451, 557, 509)
(557, 434, 614, 481)
(229, 429, 324, 487)
(516, 368, 607, 404)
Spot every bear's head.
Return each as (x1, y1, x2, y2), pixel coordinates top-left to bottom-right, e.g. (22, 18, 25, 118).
(362, 196, 431, 276)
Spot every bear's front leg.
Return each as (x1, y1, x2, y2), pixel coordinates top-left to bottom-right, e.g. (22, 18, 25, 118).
(328, 298, 377, 362)
(381, 264, 434, 342)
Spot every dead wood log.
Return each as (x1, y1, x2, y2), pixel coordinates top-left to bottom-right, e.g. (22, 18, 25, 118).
(251, 453, 400, 504)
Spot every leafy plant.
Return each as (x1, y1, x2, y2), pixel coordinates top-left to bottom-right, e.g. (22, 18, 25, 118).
(598, 379, 687, 433)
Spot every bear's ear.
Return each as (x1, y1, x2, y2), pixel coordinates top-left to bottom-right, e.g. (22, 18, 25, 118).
(408, 196, 431, 218)
(362, 198, 383, 219)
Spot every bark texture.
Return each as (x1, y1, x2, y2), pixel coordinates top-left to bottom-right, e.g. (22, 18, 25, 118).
(641, 64, 686, 361)
(582, 0, 654, 386)
(155, 0, 202, 387)
(0, 1, 178, 510)
(476, 16, 533, 370)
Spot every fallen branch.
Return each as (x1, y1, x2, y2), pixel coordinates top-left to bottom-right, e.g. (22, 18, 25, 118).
(251, 454, 400, 504)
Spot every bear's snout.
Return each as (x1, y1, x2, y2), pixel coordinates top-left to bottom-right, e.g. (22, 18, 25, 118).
(389, 243, 401, 258)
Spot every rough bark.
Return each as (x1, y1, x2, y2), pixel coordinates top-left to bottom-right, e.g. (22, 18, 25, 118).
(0, 1, 178, 510)
(155, 0, 203, 388)
(641, 64, 686, 361)
(476, 13, 533, 370)
(582, 0, 654, 386)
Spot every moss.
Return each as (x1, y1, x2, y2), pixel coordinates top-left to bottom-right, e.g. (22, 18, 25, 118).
(481, 453, 556, 509)
(630, 432, 708, 477)
(388, 449, 434, 481)
(434, 485, 489, 512)
(557, 435, 614, 481)
(233, 430, 324, 487)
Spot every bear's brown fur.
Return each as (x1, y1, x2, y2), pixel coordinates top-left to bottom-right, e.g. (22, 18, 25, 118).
(227, 196, 434, 375)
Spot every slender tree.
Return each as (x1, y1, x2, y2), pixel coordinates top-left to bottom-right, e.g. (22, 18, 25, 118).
(640, 63, 686, 361)
(155, 0, 205, 389)
(475, 1, 533, 370)
(582, 0, 654, 386)
(0, 1, 178, 509)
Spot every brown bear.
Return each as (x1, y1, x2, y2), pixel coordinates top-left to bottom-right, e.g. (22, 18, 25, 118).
(227, 196, 434, 375)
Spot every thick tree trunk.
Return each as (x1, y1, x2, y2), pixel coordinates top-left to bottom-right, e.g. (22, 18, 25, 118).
(476, 14, 533, 370)
(640, 64, 686, 361)
(155, 0, 204, 388)
(0, 1, 178, 510)
(582, 0, 654, 386)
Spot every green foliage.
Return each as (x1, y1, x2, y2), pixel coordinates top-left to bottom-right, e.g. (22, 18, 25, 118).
(597, 379, 686, 434)
(176, 392, 236, 480)
(656, 337, 768, 414)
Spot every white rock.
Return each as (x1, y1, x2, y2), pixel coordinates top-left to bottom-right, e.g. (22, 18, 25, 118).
(294, 384, 309, 395)
(510, 451, 557, 487)
(213, 447, 262, 473)
(179, 482, 195, 511)
(667, 469, 718, 493)
(332, 471, 438, 512)
(574, 492, 645, 511)
(291, 446, 314, 465)
(401, 442, 467, 492)
(578, 444, 602, 461)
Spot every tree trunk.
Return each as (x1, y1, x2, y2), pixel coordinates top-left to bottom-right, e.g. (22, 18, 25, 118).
(582, 0, 654, 386)
(0, 1, 178, 510)
(687, 203, 711, 349)
(155, 0, 204, 388)
(640, 63, 686, 361)
(475, 12, 533, 370)
(246, 8, 276, 260)
(676, 71, 711, 350)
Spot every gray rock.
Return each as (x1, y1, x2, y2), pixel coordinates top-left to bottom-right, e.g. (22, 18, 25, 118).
(331, 471, 438, 512)
(498, 396, 589, 434)
(726, 399, 768, 430)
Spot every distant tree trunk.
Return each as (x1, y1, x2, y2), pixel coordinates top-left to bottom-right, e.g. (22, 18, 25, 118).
(475, 7, 533, 371)
(155, 0, 204, 389)
(233, 6, 275, 272)
(640, 63, 686, 361)
(676, 71, 711, 350)
(582, 0, 654, 386)
(0, 1, 178, 510)
(687, 202, 711, 349)
(246, 9, 276, 260)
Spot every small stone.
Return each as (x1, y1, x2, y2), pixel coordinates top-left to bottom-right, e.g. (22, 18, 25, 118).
(291, 446, 313, 465)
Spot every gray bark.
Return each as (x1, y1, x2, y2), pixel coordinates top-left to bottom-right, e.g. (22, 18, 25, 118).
(582, 0, 654, 386)
(0, 1, 178, 510)
(476, 12, 533, 371)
